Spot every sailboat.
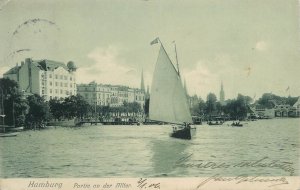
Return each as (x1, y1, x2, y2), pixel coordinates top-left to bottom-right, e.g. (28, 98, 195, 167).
(149, 38, 193, 140)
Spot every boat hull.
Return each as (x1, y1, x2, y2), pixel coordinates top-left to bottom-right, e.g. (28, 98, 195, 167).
(232, 124, 243, 127)
(0, 132, 19, 137)
(170, 127, 191, 140)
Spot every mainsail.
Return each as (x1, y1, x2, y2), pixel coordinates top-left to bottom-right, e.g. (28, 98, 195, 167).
(149, 45, 192, 124)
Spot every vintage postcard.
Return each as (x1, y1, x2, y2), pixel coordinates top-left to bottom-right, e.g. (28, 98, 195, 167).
(0, 0, 299, 190)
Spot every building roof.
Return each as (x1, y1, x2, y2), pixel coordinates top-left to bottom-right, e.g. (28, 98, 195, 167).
(293, 97, 300, 107)
(36, 59, 68, 71)
(3, 66, 20, 75)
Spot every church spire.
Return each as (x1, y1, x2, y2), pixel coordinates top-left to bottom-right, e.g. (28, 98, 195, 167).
(140, 69, 145, 92)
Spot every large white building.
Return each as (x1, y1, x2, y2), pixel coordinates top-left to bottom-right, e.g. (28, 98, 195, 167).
(77, 81, 145, 108)
(3, 58, 77, 101)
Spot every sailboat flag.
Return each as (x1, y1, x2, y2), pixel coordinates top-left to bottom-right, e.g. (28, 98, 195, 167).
(150, 37, 159, 45)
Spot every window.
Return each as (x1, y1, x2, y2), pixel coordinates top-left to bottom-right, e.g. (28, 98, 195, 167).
(50, 82, 52, 86)
(64, 76, 67, 80)
(70, 84, 72, 87)
(60, 89, 63, 94)
(55, 82, 58, 86)
(49, 74, 52, 78)
(55, 89, 58, 93)
(50, 89, 52, 93)
(70, 77, 72, 81)
(60, 75, 63, 79)
(60, 82, 63, 87)
(64, 83, 67, 87)
(55, 75, 58, 79)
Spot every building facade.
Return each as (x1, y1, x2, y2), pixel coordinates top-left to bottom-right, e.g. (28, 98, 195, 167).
(77, 81, 145, 108)
(3, 58, 77, 101)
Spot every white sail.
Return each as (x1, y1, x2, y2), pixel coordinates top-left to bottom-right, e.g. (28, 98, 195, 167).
(149, 45, 192, 124)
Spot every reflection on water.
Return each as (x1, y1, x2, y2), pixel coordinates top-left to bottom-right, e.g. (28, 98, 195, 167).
(150, 139, 190, 176)
(0, 118, 299, 177)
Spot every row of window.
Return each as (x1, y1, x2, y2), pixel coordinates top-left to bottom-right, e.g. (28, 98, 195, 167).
(49, 74, 74, 81)
(78, 87, 143, 94)
(48, 81, 75, 88)
(135, 96, 144, 101)
(49, 89, 74, 96)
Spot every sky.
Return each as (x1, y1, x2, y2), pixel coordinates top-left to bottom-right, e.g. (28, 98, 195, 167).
(0, 0, 299, 100)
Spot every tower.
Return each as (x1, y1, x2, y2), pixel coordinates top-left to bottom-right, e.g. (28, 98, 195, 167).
(220, 81, 225, 105)
(140, 69, 145, 92)
(146, 85, 150, 99)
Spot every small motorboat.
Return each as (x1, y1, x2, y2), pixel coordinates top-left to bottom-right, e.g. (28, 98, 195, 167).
(231, 122, 243, 127)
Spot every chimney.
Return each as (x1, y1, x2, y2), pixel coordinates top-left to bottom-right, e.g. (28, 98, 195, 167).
(25, 58, 32, 64)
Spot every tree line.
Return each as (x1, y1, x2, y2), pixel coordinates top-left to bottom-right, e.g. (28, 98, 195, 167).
(189, 92, 298, 120)
(0, 78, 143, 129)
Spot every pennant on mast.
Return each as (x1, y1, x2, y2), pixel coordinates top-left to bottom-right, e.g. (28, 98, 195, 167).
(150, 37, 160, 45)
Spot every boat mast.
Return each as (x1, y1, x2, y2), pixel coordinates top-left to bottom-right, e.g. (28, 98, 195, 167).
(12, 100, 15, 127)
(155, 38, 180, 77)
(173, 41, 180, 77)
(0, 87, 4, 125)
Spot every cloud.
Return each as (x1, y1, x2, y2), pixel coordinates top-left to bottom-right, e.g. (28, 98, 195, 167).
(182, 60, 218, 99)
(77, 46, 140, 88)
(255, 41, 268, 51)
(182, 53, 243, 99)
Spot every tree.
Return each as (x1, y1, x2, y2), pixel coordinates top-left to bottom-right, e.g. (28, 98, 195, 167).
(206, 93, 217, 116)
(0, 78, 28, 127)
(198, 98, 206, 116)
(25, 94, 51, 129)
(49, 98, 64, 120)
(257, 93, 282, 108)
(63, 95, 89, 119)
(223, 94, 252, 120)
(235, 94, 248, 119)
(130, 102, 142, 114)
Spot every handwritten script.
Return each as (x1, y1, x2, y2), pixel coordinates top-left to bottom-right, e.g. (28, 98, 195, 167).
(196, 174, 289, 189)
(137, 178, 160, 189)
(175, 154, 295, 176)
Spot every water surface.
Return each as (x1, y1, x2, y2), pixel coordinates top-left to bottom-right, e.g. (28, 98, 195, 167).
(0, 118, 299, 177)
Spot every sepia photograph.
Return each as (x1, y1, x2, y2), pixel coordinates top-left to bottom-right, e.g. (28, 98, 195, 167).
(0, 0, 299, 189)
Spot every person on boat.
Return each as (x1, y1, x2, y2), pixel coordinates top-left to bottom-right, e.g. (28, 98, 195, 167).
(184, 122, 191, 129)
